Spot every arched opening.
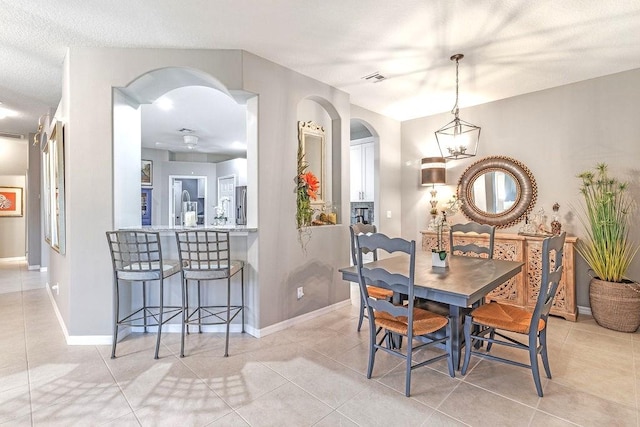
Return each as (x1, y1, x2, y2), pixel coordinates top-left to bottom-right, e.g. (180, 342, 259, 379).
(113, 67, 256, 229)
(296, 97, 342, 224)
(349, 118, 379, 225)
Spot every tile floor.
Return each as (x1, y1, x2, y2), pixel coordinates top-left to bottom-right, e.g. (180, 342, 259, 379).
(1, 258, 639, 426)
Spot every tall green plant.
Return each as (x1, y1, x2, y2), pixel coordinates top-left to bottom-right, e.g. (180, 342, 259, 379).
(576, 163, 638, 282)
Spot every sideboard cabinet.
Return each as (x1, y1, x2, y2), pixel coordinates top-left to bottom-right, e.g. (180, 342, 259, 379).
(420, 231, 577, 321)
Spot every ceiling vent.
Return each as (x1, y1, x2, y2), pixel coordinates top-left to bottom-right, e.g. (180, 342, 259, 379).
(362, 72, 386, 83)
(0, 132, 25, 139)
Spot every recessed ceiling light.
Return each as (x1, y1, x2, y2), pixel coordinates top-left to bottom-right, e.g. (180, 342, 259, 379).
(155, 96, 173, 111)
(0, 106, 18, 119)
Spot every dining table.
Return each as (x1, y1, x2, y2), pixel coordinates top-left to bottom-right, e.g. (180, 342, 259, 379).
(339, 252, 524, 370)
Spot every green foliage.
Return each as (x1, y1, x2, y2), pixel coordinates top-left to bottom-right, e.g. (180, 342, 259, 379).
(295, 143, 313, 229)
(576, 163, 638, 282)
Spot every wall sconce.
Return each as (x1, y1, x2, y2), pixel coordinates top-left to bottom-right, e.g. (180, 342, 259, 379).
(434, 54, 481, 160)
(421, 157, 446, 221)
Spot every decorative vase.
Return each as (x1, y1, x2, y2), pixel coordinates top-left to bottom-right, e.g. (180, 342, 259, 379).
(589, 277, 640, 332)
(431, 250, 449, 268)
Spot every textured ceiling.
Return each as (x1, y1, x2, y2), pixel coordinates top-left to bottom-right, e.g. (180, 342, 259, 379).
(1, 0, 640, 140)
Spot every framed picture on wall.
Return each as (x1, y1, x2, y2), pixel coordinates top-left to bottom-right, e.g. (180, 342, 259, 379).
(141, 160, 153, 186)
(0, 186, 24, 217)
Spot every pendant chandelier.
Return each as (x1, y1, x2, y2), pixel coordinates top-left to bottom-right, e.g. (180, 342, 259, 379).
(434, 54, 481, 160)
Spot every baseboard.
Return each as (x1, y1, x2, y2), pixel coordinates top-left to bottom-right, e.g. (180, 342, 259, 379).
(44, 288, 350, 345)
(45, 284, 112, 345)
(40, 266, 48, 272)
(577, 305, 592, 316)
(0, 256, 26, 262)
(254, 299, 351, 338)
(27, 264, 41, 271)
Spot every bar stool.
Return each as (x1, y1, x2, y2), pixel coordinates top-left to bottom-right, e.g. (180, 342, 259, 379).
(106, 231, 183, 359)
(175, 230, 245, 357)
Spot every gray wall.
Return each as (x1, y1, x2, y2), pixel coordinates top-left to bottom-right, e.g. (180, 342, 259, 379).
(401, 68, 640, 307)
(0, 137, 28, 259)
(27, 133, 41, 268)
(50, 47, 352, 337)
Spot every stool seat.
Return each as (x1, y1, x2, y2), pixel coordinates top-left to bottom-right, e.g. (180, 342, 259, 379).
(117, 260, 182, 281)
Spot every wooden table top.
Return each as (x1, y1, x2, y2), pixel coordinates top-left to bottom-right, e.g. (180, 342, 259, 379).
(340, 253, 523, 308)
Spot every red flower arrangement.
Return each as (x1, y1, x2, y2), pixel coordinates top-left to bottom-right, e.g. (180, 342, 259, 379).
(300, 171, 319, 201)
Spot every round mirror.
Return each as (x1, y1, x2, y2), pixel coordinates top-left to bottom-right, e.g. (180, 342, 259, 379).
(457, 156, 537, 228)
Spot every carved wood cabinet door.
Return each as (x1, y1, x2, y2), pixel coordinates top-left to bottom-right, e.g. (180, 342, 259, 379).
(421, 230, 577, 321)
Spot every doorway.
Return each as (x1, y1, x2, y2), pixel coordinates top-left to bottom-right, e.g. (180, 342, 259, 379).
(169, 175, 206, 226)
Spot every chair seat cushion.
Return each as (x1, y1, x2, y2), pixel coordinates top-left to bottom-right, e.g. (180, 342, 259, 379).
(183, 260, 244, 280)
(118, 259, 181, 280)
(470, 302, 545, 334)
(367, 285, 393, 300)
(375, 307, 448, 336)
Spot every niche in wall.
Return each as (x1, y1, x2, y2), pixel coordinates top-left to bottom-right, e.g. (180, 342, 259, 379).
(296, 97, 342, 225)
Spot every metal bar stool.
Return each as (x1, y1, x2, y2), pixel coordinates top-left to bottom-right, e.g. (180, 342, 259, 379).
(106, 231, 183, 359)
(175, 230, 245, 357)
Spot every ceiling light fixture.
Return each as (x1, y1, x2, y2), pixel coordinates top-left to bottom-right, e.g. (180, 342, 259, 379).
(434, 54, 481, 160)
(183, 134, 198, 148)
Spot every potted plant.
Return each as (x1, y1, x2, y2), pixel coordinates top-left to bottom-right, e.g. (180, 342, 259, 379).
(576, 163, 639, 332)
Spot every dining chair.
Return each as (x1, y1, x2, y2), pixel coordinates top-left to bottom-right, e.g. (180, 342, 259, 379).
(175, 230, 245, 357)
(449, 221, 496, 258)
(355, 232, 454, 397)
(349, 223, 393, 332)
(106, 231, 183, 359)
(461, 232, 566, 397)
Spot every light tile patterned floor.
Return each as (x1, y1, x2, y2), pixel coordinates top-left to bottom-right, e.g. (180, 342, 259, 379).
(0, 258, 639, 426)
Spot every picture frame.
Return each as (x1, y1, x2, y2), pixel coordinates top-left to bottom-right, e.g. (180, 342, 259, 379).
(141, 159, 153, 186)
(42, 119, 66, 254)
(0, 186, 23, 217)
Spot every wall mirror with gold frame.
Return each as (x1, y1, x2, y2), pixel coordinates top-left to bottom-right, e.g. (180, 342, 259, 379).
(457, 155, 537, 228)
(298, 120, 325, 205)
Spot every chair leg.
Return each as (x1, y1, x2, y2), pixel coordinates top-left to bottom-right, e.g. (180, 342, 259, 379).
(142, 281, 148, 333)
(154, 279, 164, 360)
(241, 267, 245, 334)
(529, 334, 543, 397)
(540, 329, 552, 379)
(461, 315, 473, 375)
(180, 277, 187, 358)
(185, 281, 190, 335)
(357, 293, 365, 332)
(111, 279, 120, 359)
(405, 336, 413, 397)
(224, 277, 231, 357)
(197, 281, 203, 334)
(487, 328, 496, 351)
(366, 315, 376, 379)
(446, 322, 455, 378)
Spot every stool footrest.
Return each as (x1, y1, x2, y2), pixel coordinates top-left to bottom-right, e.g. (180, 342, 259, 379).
(185, 305, 244, 326)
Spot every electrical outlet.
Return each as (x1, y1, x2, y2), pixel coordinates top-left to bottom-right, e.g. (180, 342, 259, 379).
(297, 286, 304, 299)
(386, 210, 392, 218)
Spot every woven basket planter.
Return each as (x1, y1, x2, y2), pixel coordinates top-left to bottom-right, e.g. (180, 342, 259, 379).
(590, 278, 640, 333)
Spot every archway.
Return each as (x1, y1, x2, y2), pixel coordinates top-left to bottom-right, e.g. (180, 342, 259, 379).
(113, 67, 255, 228)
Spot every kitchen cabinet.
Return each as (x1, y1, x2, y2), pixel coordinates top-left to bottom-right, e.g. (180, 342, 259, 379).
(197, 178, 205, 198)
(141, 188, 152, 225)
(350, 142, 374, 202)
(421, 230, 577, 321)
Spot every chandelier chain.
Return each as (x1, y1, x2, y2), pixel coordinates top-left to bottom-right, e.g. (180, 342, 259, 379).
(452, 56, 460, 117)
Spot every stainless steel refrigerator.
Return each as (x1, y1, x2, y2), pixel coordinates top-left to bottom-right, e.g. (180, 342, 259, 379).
(235, 186, 247, 225)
